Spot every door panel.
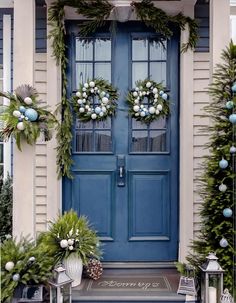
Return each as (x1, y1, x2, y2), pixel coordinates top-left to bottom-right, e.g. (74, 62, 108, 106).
(63, 22, 179, 262)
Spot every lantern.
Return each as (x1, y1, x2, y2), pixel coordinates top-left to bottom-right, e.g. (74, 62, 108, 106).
(49, 265, 73, 303)
(199, 253, 224, 303)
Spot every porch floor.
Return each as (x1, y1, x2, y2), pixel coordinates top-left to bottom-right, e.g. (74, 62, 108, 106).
(72, 267, 191, 303)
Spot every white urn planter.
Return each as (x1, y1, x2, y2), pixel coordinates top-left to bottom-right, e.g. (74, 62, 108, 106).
(63, 253, 83, 287)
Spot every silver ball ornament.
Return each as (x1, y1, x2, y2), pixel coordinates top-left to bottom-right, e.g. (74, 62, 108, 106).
(12, 274, 20, 281)
(60, 239, 68, 248)
(219, 238, 228, 248)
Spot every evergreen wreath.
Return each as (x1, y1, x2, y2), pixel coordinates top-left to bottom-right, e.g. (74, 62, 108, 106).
(48, 0, 198, 177)
(0, 85, 57, 151)
(127, 79, 170, 124)
(74, 78, 118, 122)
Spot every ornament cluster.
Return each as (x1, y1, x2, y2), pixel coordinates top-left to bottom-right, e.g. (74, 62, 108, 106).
(74, 79, 118, 122)
(12, 97, 38, 131)
(5, 256, 36, 282)
(127, 79, 170, 124)
(218, 83, 236, 248)
(0, 84, 57, 150)
(59, 228, 80, 252)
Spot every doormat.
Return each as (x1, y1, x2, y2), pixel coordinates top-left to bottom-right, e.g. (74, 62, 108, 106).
(86, 275, 172, 292)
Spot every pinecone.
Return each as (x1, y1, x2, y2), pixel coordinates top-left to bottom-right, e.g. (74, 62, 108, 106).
(85, 259, 103, 280)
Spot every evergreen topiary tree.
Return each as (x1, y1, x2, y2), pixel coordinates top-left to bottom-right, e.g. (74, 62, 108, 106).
(186, 42, 236, 294)
(0, 174, 13, 240)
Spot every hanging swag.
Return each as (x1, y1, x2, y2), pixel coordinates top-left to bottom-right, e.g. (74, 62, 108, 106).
(48, 0, 199, 178)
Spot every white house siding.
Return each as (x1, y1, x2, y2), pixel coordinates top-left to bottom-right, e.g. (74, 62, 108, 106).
(193, 52, 210, 238)
(34, 53, 48, 234)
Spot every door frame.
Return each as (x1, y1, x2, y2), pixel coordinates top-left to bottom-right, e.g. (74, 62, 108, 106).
(45, 2, 196, 263)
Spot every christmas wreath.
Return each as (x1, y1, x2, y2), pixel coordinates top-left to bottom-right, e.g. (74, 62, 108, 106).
(0, 85, 57, 150)
(74, 78, 119, 122)
(127, 79, 170, 124)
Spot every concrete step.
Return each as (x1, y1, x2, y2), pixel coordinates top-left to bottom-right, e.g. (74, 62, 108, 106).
(72, 267, 193, 303)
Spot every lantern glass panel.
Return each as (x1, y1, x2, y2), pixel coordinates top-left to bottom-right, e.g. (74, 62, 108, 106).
(209, 274, 222, 303)
(61, 285, 71, 303)
(50, 287, 57, 303)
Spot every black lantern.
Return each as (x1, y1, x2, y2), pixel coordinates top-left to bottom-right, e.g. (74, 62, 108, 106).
(199, 253, 224, 303)
(49, 265, 73, 303)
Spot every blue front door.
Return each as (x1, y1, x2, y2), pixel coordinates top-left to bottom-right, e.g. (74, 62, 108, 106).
(63, 22, 179, 262)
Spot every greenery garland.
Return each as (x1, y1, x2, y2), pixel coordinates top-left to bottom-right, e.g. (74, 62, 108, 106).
(127, 79, 170, 124)
(48, 0, 198, 177)
(0, 85, 57, 151)
(74, 78, 119, 122)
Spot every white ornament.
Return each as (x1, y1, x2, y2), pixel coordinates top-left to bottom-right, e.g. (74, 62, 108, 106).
(89, 81, 95, 87)
(69, 245, 74, 251)
(90, 89, 94, 93)
(24, 97, 33, 105)
(20, 115, 25, 119)
(153, 88, 158, 94)
(95, 107, 101, 114)
(60, 239, 68, 248)
(101, 91, 106, 97)
(5, 261, 15, 271)
(133, 105, 140, 112)
(82, 87, 87, 92)
(28, 256, 36, 262)
(134, 99, 139, 104)
(91, 113, 97, 120)
(157, 104, 163, 111)
(102, 97, 109, 104)
(142, 91, 146, 96)
(82, 99, 86, 103)
(155, 109, 160, 115)
(79, 107, 85, 113)
(12, 274, 20, 281)
(135, 113, 140, 117)
(146, 81, 152, 88)
(140, 111, 146, 117)
(146, 91, 150, 95)
(102, 107, 107, 113)
(85, 105, 90, 109)
(133, 91, 138, 97)
(154, 94, 158, 98)
(219, 184, 227, 192)
(140, 105, 144, 109)
(135, 87, 139, 91)
(84, 83, 89, 88)
(76, 91, 81, 97)
(82, 92, 87, 98)
(17, 122, 25, 131)
(13, 110, 21, 118)
(99, 112, 104, 117)
(94, 87, 98, 91)
(139, 92, 143, 97)
(77, 99, 83, 105)
(149, 107, 156, 114)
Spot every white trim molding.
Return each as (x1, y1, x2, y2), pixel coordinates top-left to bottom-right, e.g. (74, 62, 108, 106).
(13, 0, 36, 239)
(0, 0, 13, 8)
(3, 14, 12, 179)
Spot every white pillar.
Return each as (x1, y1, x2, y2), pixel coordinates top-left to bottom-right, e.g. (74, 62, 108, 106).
(179, 2, 195, 262)
(210, 0, 230, 76)
(3, 14, 11, 179)
(13, 0, 36, 238)
(45, 0, 62, 224)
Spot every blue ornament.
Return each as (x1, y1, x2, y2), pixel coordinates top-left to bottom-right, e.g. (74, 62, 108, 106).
(95, 107, 101, 114)
(12, 273, 20, 281)
(219, 238, 228, 248)
(232, 83, 236, 92)
(24, 108, 38, 122)
(219, 158, 228, 169)
(223, 208, 233, 217)
(161, 93, 168, 100)
(229, 114, 236, 124)
(230, 146, 236, 153)
(225, 101, 234, 109)
(19, 106, 26, 113)
(159, 90, 164, 95)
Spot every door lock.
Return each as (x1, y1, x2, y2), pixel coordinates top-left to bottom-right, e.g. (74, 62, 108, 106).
(117, 155, 125, 187)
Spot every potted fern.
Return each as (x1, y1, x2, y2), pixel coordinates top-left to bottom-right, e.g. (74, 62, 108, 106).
(39, 210, 101, 287)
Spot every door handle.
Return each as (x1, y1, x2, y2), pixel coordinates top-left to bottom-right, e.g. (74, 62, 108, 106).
(117, 155, 125, 187)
